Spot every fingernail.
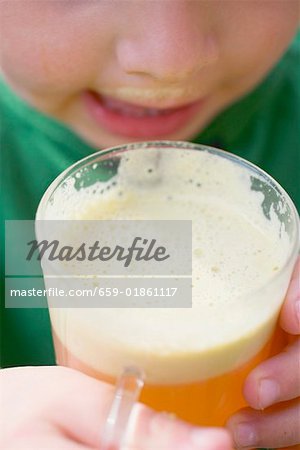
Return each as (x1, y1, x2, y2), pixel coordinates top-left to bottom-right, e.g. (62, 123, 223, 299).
(258, 378, 280, 408)
(234, 422, 257, 448)
(190, 428, 226, 449)
(149, 411, 176, 433)
(190, 429, 213, 447)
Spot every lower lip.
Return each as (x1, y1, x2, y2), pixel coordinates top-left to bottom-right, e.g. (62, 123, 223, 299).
(83, 91, 206, 139)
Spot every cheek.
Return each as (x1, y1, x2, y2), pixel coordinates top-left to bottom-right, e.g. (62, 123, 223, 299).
(215, 1, 299, 88)
(0, 5, 110, 96)
(2, 42, 80, 94)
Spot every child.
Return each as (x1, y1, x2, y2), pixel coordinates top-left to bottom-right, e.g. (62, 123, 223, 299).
(1, 1, 299, 449)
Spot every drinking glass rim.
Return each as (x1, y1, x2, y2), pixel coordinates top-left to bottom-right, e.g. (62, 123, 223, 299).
(36, 140, 300, 293)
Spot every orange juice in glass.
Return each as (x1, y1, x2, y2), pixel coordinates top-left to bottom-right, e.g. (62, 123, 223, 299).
(36, 141, 299, 427)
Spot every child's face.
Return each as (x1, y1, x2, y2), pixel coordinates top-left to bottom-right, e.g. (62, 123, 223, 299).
(1, 1, 299, 148)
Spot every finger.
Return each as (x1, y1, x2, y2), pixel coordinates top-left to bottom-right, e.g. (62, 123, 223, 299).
(242, 339, 300, 409)
(47, 367, 115, 447)
(226, 400, 300, 449)
(40, 367, 232, 450)
(3, 422, 93, 450)
(5, 437, 90, 450)
(0, 366, 114, 446)
(280, 257, 300, 335)
(126, 405, 233, 450)
(2, 367, 232, 450)
(6, 438, 91, 450)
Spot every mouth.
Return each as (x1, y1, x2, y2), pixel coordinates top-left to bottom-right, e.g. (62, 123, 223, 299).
(83, 90, 207, 139)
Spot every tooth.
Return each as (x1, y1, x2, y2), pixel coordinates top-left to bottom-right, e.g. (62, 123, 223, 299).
(147, 108, 161, 117)
(102, 95, 169, 118)
(129, 109, 147, 118)
(102, 98, 115, 108)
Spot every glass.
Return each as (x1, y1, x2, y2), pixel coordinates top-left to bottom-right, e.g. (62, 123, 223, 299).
(36, 141, 299, 428)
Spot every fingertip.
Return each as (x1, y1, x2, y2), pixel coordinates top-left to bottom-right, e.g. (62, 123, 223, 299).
(128, 405, 233, 450)
(280, 298, 300, 335)
(227, 400, 300, 449)
(226, 408, 252, 430)
(190, 427, 232, 450)
(279, 259, 300, 335)
(242, 370, 262, 410)
(226, 409, 258, 450)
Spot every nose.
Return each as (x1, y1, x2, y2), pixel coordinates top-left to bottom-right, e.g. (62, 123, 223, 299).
(116, 3, 219, 83)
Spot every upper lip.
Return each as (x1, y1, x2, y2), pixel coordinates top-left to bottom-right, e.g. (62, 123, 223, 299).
(88, 90, 205, 111)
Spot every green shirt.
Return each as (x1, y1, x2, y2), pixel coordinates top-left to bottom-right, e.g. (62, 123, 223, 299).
(1, 34, 299, 370)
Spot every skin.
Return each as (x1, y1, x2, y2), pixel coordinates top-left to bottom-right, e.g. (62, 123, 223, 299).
(227, 259, 300, 450)
(0, 0, 299, 147)
(0, 366, 232, 450)
(0, 0, 299, 448)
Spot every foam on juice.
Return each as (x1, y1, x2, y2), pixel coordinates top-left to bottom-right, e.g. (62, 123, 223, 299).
(45, 148, 292, 384)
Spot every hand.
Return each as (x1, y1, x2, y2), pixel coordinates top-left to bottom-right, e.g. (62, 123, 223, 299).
(0, 366, 232, 450)
(227, 258, 300, 449)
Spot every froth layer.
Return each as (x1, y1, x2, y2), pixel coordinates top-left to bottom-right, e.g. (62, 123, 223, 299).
(46, 148, 291, 383)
